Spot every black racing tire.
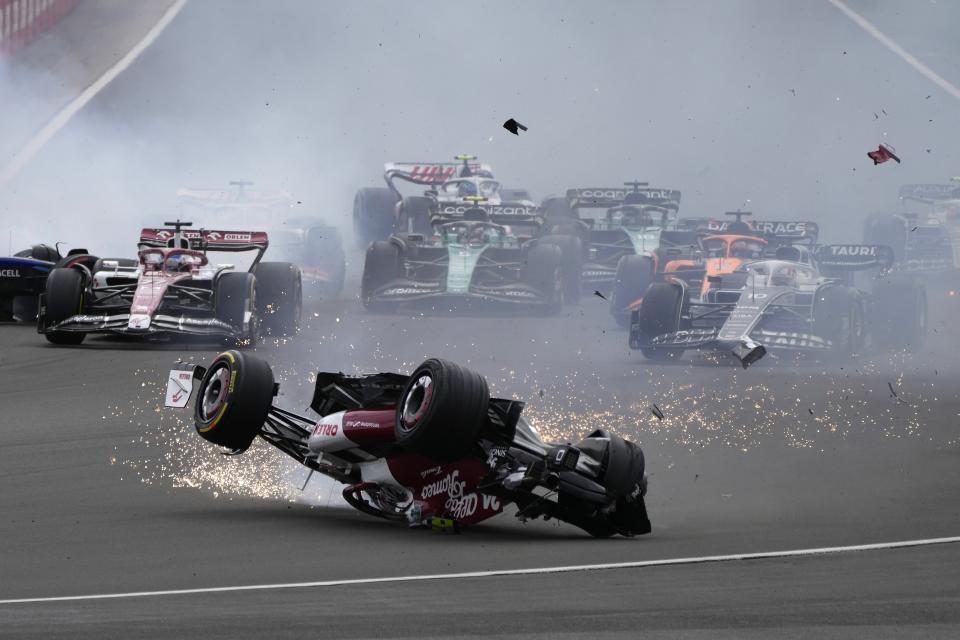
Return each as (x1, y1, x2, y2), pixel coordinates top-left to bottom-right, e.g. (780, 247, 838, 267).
(43, 268, 86, 345)
(610, 255, 654, 328)
(194, 350, 275, 451)
(399, 196, 433, 235)
(539, 234, 583, 303)
(361, 241, 402, 312)
(863, 213, 907, 263)
(637, 282, 685, 361)
(524, 243, 564, 315)
(353, 187, 399, 249)
(813, 286, 865, 357)
(871, 277, 927, 350)
(92, 258, 138, 273)
(215, 272, 258, 347)
(253, 262, 302, 337)
(395, 358, 489, 462)
(22, 244, 59, 262)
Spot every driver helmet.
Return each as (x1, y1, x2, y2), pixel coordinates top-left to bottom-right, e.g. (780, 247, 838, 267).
(457, 181, 478, 197)
(165, 253, 191, 273)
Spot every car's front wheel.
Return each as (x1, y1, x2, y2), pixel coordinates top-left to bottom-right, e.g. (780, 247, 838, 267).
(194, 350, 275, 451)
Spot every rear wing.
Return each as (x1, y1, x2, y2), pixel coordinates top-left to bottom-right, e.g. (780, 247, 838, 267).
(433, 202, 542, 226)
(139, 228, 270, 253)
(899, 183, 960, 204)
(566, 187, 681, 210)
(384, 161, 493, 195)
(674, 218, 818, 244)
(814, 244, 894, 272)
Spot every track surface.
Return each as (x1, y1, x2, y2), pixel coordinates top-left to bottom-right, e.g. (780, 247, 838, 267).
(2, 1, 960, 637)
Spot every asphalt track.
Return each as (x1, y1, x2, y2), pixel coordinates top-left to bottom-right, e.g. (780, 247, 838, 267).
(1, 1, 960, 637)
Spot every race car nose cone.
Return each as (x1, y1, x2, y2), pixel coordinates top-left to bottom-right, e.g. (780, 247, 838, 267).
(127, 314, 152, 331)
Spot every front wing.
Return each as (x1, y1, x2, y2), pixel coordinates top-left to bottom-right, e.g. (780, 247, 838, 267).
(368, 279, 550, 306)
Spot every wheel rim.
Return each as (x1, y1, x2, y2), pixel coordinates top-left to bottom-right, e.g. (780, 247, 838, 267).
(400, 374, 432, 431)
(200, 363, 231, 421)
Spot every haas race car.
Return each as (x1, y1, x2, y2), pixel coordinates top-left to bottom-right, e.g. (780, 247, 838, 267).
(165, 351, 651, 537)
(177, 181, 345, 299)
(37, 221, 302, 346)
(629, 242, 926, 367)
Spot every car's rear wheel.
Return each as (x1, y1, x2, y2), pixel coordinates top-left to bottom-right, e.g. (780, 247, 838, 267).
(215, 272, 258, 347)
(194, 350, 275, 451)
(611, 255, 654, 328)
(539, 234, 583, 303)
(637, 282, 685, 361)
(814, 286, 864, 358)
(524, 244, 563, 315)
(361, 241, 402, 312)
(254, 262, 302, 337)
(399, 196, 433, 235)
(395, 358, 489, 462)
(43, 268, 85, 345)
(353, 187, 398, 249)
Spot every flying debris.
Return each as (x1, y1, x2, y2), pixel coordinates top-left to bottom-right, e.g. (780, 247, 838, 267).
(867, 143, 900, 165)
(502, 118, 528, 135)
(593, 290, 608, 301)
(650, 404, 665, 421)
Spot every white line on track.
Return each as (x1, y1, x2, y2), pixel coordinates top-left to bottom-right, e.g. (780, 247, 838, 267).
(827, 0, 960, 102)
(0, 0, 190, 190)
(1, 535, 958, 605)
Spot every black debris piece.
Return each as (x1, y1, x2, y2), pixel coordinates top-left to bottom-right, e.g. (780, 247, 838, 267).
(651, 404, 665, 421)
(503, 118, 528, 135)
(593, 290, 608, 301)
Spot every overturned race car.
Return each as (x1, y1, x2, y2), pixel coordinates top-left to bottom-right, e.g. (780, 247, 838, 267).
(165, 352, 651, 537)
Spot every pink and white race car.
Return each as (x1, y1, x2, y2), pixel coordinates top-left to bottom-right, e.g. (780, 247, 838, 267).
(38, 221, 301, 345)
(165, 351, 651, 537)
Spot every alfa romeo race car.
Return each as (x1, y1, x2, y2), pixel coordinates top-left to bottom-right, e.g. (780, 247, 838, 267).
(863, 180, 960, 287)
(352, 155, 496, 249)
(360, 195, 580, 314)
(542, 183, 691, 296)
(165, 351, 651, 537)
(629, 243, 926, 367)
(177, 181, 345, 298)
(610, 212, 819, 327)
(0, 244, 92, 322)
(37, 222, 302, 345)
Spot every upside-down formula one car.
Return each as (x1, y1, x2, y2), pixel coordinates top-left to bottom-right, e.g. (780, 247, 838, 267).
(37, 221, 302, 346)
(629, 243, 926, 367)
(165, 351, 651, 537)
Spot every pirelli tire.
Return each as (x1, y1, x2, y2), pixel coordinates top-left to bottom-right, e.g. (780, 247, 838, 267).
(636, 282, 685, 361)
(253, 262, 302, 338)
(539, 234, 583, 303)
(863, 214, 907, 263)
(524, 243, 564, 315)
(813, 285, 865, 358)
(215, 272, 258, 347)
(43, 267, 86, 345)
(361, 240, 402, 312)
(399, 196, 433, 235)
(871, 277, 927, 351)
(194, 350, 275, 451)
(395, 358, 490, 463)
(353, 187, 399, 249)
(611, 255, 654, 328)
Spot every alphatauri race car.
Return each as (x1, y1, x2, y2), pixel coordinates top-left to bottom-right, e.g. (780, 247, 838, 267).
(360, 195, 580, 314)
(863, 181, 960, 287)
(352, 155, 495, 249)
(177, 182, 345, 299)
(610, 212, 819, 327)
(165, 351, 651, 537)
(37, 222, 302, 345)
(629, 243, 926, 367)
(0, 243, 92, 322)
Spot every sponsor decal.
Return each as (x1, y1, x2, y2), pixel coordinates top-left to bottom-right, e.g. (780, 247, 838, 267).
(439, 205, 534, 216)
(0, 269, 19, 277)
(580, 189, 626, 199)
(382, 287, 433, 296)
(344, 419, 380, 429)
(445, 493, 500, 519)
(312, 422, 339, 437)
(156, 230, 172, 239)
(828, 245, 876, 256)
(224, 233, 252, 241)
(752, 221, 808, 234)
(178, 372, 192, 380)
(127, 314, 152, 330)
(419, 465, 443, 479)
(421, 470, 466, 499)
